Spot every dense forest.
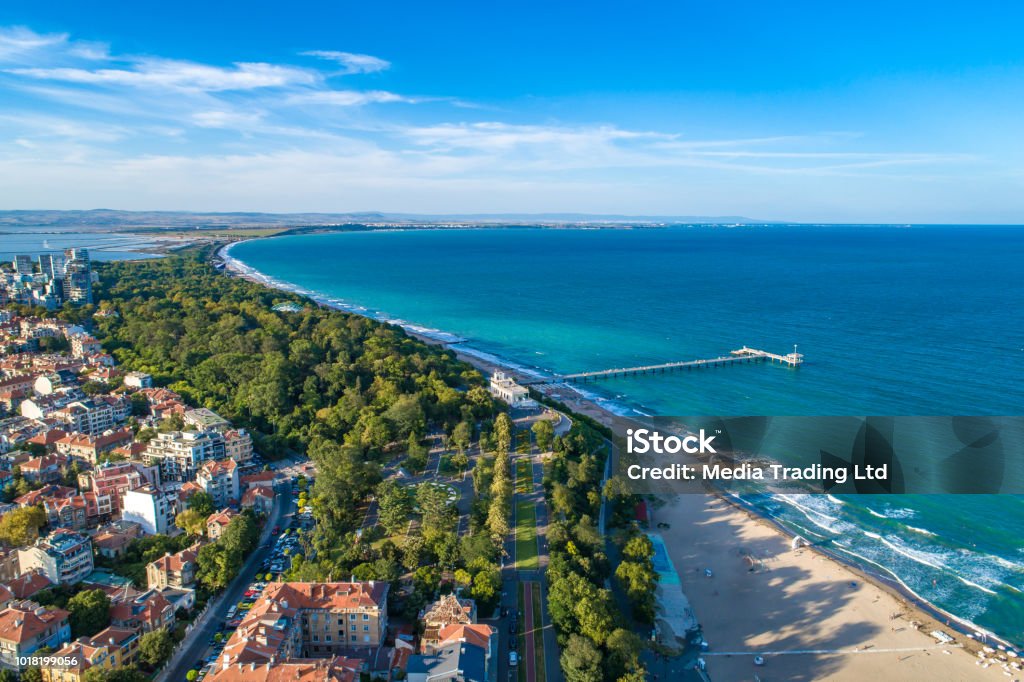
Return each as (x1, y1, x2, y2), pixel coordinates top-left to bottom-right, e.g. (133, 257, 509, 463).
(93, 247, 494, 458)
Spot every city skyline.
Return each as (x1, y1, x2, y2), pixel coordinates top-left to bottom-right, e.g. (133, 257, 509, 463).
(1, 1, 1023, 222)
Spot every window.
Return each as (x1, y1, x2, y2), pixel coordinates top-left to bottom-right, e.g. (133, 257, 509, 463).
(363, 625, 369, 632)
(362, 614, 369, 620)
(350, 625, 356, 631)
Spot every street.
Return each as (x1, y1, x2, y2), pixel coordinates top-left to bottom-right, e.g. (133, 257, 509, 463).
(156, 482, 293, 682)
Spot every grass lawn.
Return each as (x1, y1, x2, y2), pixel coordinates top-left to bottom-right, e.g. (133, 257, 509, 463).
(515, 501, 539, 570)
(515, 459, 532, 495)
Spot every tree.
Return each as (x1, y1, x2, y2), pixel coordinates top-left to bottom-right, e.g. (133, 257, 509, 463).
(416, 484, 454, 531)
(0, 505, 46, 547)
(560, 634, 603, 682)
(175, 509, 207, 537)
(494, 413, 513, 454)
(469, 563, 502, 613)
(197, 543, 238, 591)
(18, 669, 41, 682)
(401, 536, 425, 571)
(68, 589, 111, 638)
(138, 628, 174, 668)
(376, 480, 411, 535)
(451, 421, 472, 455)
(532, 419, 555, 451)
(187, 491, 215, 517)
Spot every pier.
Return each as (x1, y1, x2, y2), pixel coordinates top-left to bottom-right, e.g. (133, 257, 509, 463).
(527, 346, 802, 385)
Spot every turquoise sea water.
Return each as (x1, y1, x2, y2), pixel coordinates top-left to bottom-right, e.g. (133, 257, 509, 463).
(230, 226, 1024, 645)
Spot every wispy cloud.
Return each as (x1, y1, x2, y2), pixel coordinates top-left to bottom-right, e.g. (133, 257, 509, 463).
(10, 59, 318, 92)
(287, 90, 418, 106)
(0, 24, 998, 221)
(301, 50, 390, 74)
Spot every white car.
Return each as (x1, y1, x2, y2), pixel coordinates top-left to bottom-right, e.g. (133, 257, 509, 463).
(509, 651, 519, 667)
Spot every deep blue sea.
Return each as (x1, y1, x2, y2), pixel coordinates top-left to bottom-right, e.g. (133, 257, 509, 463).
(230, 226, 1024, 646)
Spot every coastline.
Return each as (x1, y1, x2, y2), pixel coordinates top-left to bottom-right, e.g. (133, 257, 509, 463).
(216, 239, 1020, 679)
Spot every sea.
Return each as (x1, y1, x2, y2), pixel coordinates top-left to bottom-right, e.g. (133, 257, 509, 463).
(228, 225, 1024, 646)
(0, 228, 163, 261)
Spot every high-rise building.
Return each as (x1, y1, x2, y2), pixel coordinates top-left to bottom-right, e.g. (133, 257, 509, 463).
(14, 255, 34, 275)
(38, 253, 65, 282)
(61, 248, 92, 304)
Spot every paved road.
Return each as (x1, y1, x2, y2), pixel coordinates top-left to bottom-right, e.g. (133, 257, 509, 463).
(495, 424, 563, 682)
(523, 582, 537, 682)
(157, 483, 292, 682)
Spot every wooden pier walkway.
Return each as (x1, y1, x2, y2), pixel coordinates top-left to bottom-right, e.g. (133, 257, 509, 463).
(527, 346, 802, 384)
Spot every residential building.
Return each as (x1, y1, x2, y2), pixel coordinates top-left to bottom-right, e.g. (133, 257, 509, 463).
(109, 588, 174, 634)
(44, 492, 106, 531)
(51, 399, 117, 436)
(146, 542, 201, 589)
(241, 484, 275, 515)
(17, 530, 94, 585)
(4, 570, 53, 601)
(419, 595, 476, 653)
(183, 407, 230, 432)
(0, 600, 72, 672)
(79, 461, 158, 514)
(122, 371, 152, 389)
(121, 485, 178, 536)
(61, 249, 92, 305)
(19, 454, 69, 484)
(41, 625, 140, 682)
(206, 658, 362, 682)
(406, 637, 489, 682)
(224, 428, 254, 463)
(144, 430, 225, 482)
(69, 335, 102, 359)
(215, 581, 388, 674)
(197, 458, 240, 507)
(91, 527, 135, 559)
(206, 509, 237, 540)
(55, 428, 133, 464)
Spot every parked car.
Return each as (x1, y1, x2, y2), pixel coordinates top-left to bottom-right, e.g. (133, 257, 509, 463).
(509, 652, 519, 667)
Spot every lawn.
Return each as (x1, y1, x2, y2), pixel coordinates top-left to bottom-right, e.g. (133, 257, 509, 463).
(515, 501, 539, 570)
(515, 459, 532, 495)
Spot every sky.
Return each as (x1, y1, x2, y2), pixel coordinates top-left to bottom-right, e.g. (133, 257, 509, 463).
(1, 1, 1023, 222)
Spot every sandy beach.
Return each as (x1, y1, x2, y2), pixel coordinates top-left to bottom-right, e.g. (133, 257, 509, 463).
(218, 242, 1017, 681)
(655, 494, 1016, 681)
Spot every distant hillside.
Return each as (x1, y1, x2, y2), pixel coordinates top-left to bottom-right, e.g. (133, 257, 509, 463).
(0, 209, 773, 231)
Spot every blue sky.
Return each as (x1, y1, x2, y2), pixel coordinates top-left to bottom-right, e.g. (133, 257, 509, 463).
(1, 1, 1023, 222)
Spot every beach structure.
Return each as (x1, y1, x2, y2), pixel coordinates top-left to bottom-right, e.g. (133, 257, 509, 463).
(526, 345, 802, 384)
(488, 372, 536, 408)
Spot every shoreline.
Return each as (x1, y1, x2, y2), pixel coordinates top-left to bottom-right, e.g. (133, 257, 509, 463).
(215, 239, 1020, 678)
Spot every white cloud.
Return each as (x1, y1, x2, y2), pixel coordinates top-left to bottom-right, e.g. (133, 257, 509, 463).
(288, 90, 415, 106)
(191, 110, 265, 129)
(0, 26, 68, 61)
(10, 58, 318, 92)
(301, 50, 390, 74)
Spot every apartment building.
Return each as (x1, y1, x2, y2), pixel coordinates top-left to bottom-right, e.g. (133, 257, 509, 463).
(121, 485, 178, 536)
(16, 530, 94, 585)
(0, 600, 71, 672)
(197, 458, 240, 507)
(144, 430, 225, 482)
